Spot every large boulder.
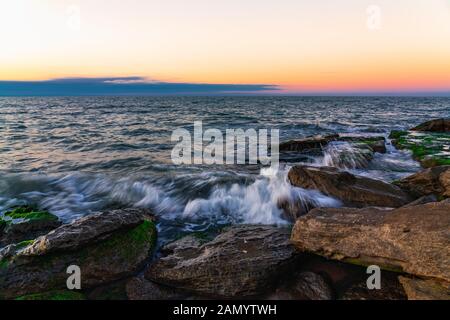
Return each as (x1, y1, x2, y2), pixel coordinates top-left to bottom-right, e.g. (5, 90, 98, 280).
(0, 206, 62, 248)
(145, 225, 299, 298)
(291, 202, 450, 282)
(288, 165, 413, 208)
(0, 208, 157, 299)
(395, 166, 450, 199)
(411, 118, 450, 133)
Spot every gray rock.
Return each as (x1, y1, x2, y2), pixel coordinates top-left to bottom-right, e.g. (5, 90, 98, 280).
(0, 208, 157, 299)
(145, 225, 299, 298)
(126, 276, 188, 300)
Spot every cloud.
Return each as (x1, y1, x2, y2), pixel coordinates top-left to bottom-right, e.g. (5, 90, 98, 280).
(0, 77, 279, 96)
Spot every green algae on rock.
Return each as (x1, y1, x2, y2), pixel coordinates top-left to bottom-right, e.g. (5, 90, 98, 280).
(0, 206, 62, 248)
(390, 131, 450, 168)
(0, 208, 157, 299)
(4, 206, 59, 222)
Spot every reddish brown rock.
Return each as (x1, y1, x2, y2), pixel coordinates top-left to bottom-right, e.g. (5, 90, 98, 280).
(288, 165, 413, 208)
(395, 166, 450, 199)
(411, 118, 450, 133)
(291, 202, 450, 282)
(398, 276, 450, 300)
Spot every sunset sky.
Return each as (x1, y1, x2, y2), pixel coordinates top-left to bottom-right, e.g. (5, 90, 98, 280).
(1, 0, 450, 95)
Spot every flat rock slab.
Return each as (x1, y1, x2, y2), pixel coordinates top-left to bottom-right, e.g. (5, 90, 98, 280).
(145, 225, 299, 298)
(288, 165, 413, 208)
(291, 202, 450, 282)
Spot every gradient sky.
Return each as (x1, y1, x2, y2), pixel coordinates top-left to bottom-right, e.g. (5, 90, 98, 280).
(1, 0, 450, 94)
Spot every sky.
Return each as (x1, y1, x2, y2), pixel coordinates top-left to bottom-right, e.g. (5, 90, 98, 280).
(0, 0, 450, 95)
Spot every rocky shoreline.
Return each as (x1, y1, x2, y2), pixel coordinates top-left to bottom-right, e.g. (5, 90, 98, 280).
(0, 118, 449, 300)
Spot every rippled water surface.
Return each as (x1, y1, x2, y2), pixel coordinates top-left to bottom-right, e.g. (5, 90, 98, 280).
(1, 96, 449, 241)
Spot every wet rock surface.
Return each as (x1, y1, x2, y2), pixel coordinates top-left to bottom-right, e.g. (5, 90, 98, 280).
(0, 206, 62, 248)
(145, 225, 299, 298)
(0, 208, 157, 299)
(288, 165, 413, 207)
(411, 118, 450, 133)
(395, 166, 450, 199)
(291, 202, 450, 282)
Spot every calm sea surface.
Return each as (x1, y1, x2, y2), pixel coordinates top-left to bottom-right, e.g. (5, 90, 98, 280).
(1, 96, 449, 241)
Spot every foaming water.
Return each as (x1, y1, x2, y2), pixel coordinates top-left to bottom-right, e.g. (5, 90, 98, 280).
(1, 96, 449, 241)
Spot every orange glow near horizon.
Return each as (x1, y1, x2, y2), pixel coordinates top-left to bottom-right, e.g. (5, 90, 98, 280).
(1, 0, 450, 93)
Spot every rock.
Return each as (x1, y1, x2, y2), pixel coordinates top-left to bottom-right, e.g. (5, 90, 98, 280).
(338, 136, 387, 154)
(322, 142, 374, 169)
(291, 202, 450, 282)
(411, 118, 450, 133)
(401, 195, 438, 207)
(395, 166, 450, 199)
(86, 279, 128, 300)
(145, 225, 299, 298)
(0, 208, 157, 299)
(341, 273, 406, 300)
(126, 276, 188, 300)
(288, 165, 413, 208)
(0, 206, 62, 248)
(398, 276, 450, 300)
(290, 272, 334, 300)
(279, 134, 338, 153)
(14, 290, 86, 300)
(390, 130, 450, 168)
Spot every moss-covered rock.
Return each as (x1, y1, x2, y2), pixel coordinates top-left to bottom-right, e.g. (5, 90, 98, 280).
(0, 208, 157, 299)
(15, 290, 86, 300)
(0, 206, 61, 248)
(390, 131, 450, 168)
(4, 206, 58, 222)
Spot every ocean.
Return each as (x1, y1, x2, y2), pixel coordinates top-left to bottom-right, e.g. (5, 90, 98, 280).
(1, 96, 449, 241)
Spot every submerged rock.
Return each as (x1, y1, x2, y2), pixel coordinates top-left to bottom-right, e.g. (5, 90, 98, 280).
(398, 276, 450, 300)
(0, 206, 61, 248)
(145, 225, 299, 298)
(390, 130, 450, 168)
(291, 202, 450, 282)
(411, 118, 450, 133)
(394, 166, 450, 199)
(288, 165, 413, 208)
(279, 134, 339, 153)
(338, 136, 387, 154)
(0, 208, 157, 299)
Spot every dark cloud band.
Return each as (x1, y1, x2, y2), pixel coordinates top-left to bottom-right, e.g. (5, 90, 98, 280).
(0, 77, 279, 96)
